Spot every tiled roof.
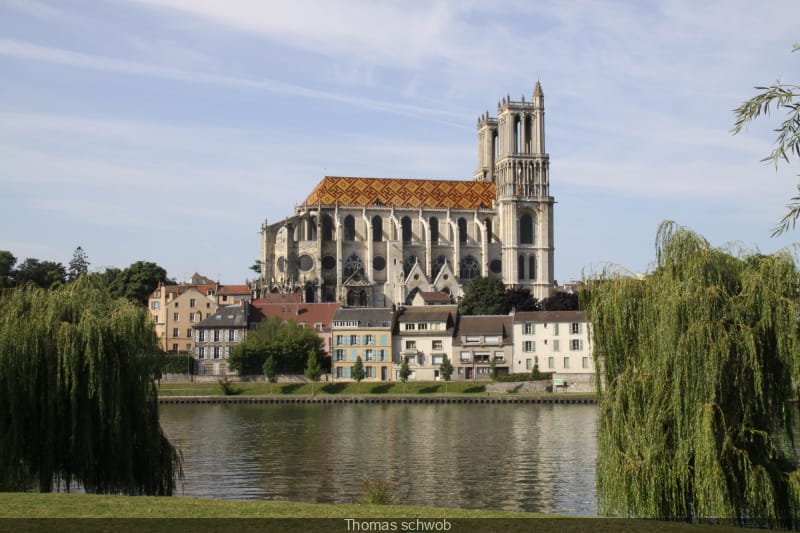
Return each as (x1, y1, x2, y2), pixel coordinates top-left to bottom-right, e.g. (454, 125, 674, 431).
(256, 292, 302, 304)
(513, 311, 585, 323)
(397, 305, 456, 323)
(219, 284, 250, 295)
(454, 315, 512, 339)
(304, 176, 496, 209)
(417, 291, 452, 303)
(196, 304, 248, 328)
(250, 301, 341, 331)
(332, 307, 395, 328)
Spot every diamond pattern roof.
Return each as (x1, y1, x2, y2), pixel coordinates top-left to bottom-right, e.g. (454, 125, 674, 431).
(304, 176, 496, 209)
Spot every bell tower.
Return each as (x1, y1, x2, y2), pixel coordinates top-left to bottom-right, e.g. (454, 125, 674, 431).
(476, 82, 554, 299)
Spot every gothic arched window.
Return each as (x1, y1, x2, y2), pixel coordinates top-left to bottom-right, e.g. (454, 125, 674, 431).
(458, 217, 467, 244)
(344, 215, 356, 241)
(343, 254, 363, 277)
(430, 217, 439, 244)
(518, 255, 525, 281)
(485, 218, 493, 243)
(307, 217, 317, 241)
(520, 214, 534, 244)
(528, 256, 536, 280)
(372, 215, 383, 242)
(321, 215, 333, 242)
(460, 255, 480, 280)
(401, 216, 412, 242)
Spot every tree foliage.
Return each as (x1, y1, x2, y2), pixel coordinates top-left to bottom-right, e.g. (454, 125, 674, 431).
(14, 258, 66, 289)
(732, 43, 800, 235)
(108, 261, 170, 306)
(587, 221, 800, 526)
(263, 355, 278, 394)
(0, 251, 15, 289)
(502, 287, 539, 313)
(0, 279, 181, 494)
(439, 356, 453, 393)
(67, 246, 90, 282)
(399, 358, 411, 393)
(229, 316, 323, 375)
(304, 350, 322, 396)
(460, 276, 506, 315)
(540, 291, 580, 311)
(352, 356, 365, 394)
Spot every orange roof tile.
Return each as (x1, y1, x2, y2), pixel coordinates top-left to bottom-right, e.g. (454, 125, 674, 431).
(304, 176, 495, 209)
(250, 301, 342, 331)
(219, 284, 250, 295)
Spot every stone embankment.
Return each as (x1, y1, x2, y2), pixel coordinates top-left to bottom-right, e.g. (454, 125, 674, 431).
(159, 395, 596, 405)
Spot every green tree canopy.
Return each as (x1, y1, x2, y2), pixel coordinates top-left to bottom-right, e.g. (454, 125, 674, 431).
(0, 279, 181, 494)
(67, 246, 90, 282)
(540, 291, 580, 311)
(108, 261, 170, 306)
(460, 276, 506, 315)
(732, 43, 800, 235)
(399, 358, 411, 393)
(14, 258, 66, 289)
(352, 356, 365, 394)
(229, 316, 323, 375)
(502, 287, 539, 313)
(304, 350, 323, 396)
(0, 251, 15, 289)
(587, 221, 800, 526)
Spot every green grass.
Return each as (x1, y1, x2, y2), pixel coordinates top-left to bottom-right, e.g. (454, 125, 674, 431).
(158, 381, 497, 397)
(157, 380, 600, 399)
(0, 493, 764, 532)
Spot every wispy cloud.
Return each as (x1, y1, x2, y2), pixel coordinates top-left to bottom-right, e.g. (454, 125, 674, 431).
(0, 38, 470, 126)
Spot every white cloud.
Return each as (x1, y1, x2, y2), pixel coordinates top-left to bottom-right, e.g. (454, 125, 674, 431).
(0, 39, 470, 126)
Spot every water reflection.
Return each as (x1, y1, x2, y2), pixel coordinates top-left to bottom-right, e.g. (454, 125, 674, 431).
(159, 403, 598, 516)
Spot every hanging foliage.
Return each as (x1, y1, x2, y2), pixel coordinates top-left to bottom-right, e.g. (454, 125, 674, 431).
(586, 221, 800, 527)
(0, 279, 181, 495)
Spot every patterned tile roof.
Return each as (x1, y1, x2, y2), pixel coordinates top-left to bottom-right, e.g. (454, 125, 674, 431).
(304, 176, 496, 209)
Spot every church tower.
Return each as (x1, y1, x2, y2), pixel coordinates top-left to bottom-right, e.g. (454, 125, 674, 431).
(475, 82, 554, 300)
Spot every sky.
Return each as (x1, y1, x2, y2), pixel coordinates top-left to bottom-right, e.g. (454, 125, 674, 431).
(1, 0, 799, 285)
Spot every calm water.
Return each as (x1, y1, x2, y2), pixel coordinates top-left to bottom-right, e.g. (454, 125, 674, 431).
(159, 403, 598, 516)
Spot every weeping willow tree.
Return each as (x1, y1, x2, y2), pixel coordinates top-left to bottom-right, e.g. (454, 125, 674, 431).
(0, 279, 181, 495)
(587, 221, 800, 527)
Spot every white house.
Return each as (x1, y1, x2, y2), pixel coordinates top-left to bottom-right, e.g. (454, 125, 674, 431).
(512, 310, 595, 392)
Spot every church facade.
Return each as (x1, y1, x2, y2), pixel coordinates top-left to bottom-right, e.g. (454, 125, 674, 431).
(256, 83, 554, 307)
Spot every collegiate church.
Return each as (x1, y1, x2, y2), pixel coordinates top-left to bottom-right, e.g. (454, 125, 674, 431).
(255, 83, 554, 307)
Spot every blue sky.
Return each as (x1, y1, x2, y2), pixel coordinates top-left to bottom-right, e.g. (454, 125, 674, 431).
(1, 0, 799, 285)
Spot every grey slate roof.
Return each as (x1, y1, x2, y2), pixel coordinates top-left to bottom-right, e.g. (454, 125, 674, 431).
(513, 310, 585, 323)
(453, 315, 513, 344)
(332, 307, 394, 328)
(195, 304, 248, 329)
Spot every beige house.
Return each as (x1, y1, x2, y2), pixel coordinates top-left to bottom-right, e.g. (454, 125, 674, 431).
(393, 305, 458, 381)
(148, 283, 218, 353)
(452, 315, 513, 380)
(512, 310, 595, 391)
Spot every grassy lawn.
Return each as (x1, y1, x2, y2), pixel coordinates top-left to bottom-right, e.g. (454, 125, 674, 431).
(156, 380, 588, 397)
(0, 493, 760, 532)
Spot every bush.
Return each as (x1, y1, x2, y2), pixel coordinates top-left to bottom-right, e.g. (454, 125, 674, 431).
(217, 376, 241, 396)
(360, 477, 395, 505)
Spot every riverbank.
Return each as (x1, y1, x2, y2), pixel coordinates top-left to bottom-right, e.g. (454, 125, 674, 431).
(159, 394, 596, 404)
(157, 380, 597, 401)
(0, 493, 758, 532)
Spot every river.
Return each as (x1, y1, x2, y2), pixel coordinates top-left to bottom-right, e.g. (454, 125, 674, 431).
(159, 402, 598, 516)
